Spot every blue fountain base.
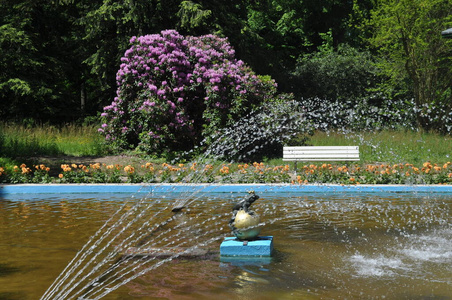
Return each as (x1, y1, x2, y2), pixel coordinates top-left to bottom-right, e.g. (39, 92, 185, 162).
(220, 236, 273, 257)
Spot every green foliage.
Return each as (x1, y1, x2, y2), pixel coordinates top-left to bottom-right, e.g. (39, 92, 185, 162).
(292, 42, 381, 101)
(0, 1, 81, 121)
(367, 0, 452, 129)
(178, 1, 212, 32)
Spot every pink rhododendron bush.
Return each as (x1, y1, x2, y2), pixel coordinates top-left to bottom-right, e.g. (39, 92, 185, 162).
(99, 30, 278, 154)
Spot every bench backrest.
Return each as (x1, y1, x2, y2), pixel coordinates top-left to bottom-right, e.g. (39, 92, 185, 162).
(283, 146, 360, 161)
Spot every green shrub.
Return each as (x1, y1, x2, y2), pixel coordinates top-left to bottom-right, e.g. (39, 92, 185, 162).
(292, 44, 381, 101)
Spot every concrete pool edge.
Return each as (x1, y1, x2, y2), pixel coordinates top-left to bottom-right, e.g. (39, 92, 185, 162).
(2, 183, 452, 194)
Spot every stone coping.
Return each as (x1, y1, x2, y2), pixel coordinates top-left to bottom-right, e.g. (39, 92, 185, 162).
(2, 183, 452, 195)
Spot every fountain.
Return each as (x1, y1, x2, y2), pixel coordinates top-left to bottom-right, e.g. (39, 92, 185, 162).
(1, 93, 451, 299)
(1, 191, 451, 299)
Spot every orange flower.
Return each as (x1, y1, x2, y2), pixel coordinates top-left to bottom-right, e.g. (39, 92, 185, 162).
(220, 165, 229, 174)
(124, 165, 135, 174)
(90, 163, 101, 170)
(61, 164, 71, 172)
(58, 174, 64, 179)
(423, 162, 432, 169)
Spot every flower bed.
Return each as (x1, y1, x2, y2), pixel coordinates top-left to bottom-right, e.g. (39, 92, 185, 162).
(1, 161, 452, 185)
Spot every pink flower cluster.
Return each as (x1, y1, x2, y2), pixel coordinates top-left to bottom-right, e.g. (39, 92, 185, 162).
(100, 30, 277, 153)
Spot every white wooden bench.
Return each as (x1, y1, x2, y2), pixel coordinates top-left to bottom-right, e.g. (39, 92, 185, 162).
(283, 146, 360, 170)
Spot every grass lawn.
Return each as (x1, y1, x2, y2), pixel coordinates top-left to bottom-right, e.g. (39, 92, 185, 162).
(1, 123, 452, 184)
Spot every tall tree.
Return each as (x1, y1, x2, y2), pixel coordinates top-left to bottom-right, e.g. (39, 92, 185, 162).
(0, 0, 80, 121)
(367, 0, 452, 129)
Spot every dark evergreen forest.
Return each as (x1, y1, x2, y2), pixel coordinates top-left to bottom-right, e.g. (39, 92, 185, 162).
(1, 0, 451, 130)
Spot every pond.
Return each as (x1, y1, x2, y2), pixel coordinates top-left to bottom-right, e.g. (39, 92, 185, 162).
(0, 190, 451, 299)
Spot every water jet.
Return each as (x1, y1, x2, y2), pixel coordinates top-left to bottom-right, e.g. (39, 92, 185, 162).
(1, 189, 451, 299)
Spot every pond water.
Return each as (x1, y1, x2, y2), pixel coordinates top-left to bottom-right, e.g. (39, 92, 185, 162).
(0, 191, 451, 299)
